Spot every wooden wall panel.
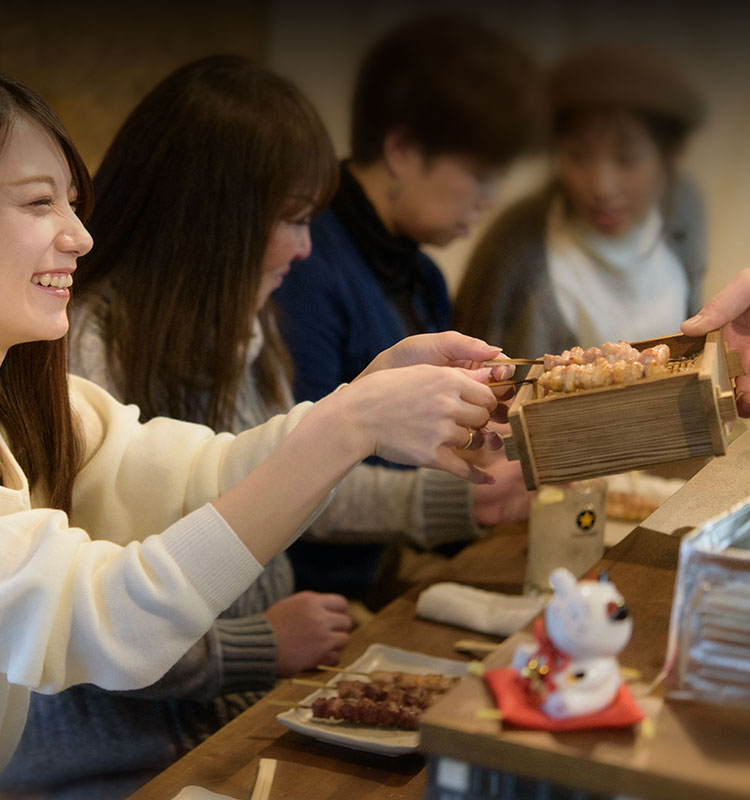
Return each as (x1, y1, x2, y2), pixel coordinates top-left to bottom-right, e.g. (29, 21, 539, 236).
(0, 0, 267, 172)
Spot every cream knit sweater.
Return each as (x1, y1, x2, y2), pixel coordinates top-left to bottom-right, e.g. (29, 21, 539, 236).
(0, 375, 316, 769)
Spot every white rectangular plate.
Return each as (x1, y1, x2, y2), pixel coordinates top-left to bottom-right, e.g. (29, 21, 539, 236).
(604, 471, 686, 546)
(275, 643, 467, 756)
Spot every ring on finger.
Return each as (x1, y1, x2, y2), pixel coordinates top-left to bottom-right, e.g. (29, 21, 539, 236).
(461, 426, 475, 450)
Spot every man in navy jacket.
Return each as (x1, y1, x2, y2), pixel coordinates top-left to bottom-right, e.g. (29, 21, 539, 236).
(275, 13, 544, 601)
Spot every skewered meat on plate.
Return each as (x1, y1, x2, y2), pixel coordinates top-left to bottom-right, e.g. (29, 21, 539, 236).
(311, 696, 421, 730)
(367, 670, 459, 693)
(335, 680, 440, 709)
(538, 341, 671, 395)
(309, 672, 460, 729)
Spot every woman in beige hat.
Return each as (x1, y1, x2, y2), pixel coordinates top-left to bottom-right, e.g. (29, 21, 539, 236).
(454, 42, 707, 358)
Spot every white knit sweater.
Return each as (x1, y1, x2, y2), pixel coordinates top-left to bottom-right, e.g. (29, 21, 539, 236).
(0, 375, 316, 769)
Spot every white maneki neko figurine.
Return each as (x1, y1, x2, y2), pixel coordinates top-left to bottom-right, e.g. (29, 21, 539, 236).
(512, 567, 633, 719)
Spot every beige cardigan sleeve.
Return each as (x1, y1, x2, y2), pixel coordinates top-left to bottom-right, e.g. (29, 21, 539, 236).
(67, 375, 314, 544)
(0, 376, 324, 769)
(1, 367, 300, 691)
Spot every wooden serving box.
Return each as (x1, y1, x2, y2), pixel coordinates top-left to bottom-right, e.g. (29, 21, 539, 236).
(503, 331, 742, 490)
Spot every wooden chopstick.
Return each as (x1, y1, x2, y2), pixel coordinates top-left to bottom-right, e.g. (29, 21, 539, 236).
(250, 758, 277, 800)
(483, 358, 543, 366)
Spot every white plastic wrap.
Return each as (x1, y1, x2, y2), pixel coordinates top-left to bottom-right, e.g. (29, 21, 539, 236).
(664, 496, 750, 706)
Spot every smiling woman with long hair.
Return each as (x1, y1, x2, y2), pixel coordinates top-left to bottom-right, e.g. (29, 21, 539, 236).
(0, 66, 502, 792)
(0, 57, 518, 798)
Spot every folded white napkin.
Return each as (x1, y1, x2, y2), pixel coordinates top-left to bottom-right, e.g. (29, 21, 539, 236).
(171, 788, 239, 800)
(416, 582, 546, 637)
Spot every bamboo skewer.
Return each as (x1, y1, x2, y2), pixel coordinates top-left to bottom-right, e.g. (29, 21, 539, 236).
(316, 664, 371, 678)
(487, 356, 698, 389)
(644, 668, 667, 696)
(475, 708, 504, 722)
(267, 699, 312, 708)
(485, 356, 695, 368)
(292, 678, 329, 688)
(454, 639, 500, 655)
(620, 666, 643, 681)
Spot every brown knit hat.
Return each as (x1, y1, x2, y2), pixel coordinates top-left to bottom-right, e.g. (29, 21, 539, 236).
(548, 42, 707, 130)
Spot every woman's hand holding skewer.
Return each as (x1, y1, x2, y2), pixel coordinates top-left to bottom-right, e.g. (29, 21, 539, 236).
(351, 331, 517, 457)
(212, 350, 501, 565)
(339, 364, 498, 483)
(354, 331, 516, 382)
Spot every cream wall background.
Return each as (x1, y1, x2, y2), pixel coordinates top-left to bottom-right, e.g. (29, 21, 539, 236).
(267, 0, 750, 306)
(2, 0, 748, 309)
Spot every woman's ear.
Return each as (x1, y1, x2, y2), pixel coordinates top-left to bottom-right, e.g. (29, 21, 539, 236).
(382, 127, 423, 178)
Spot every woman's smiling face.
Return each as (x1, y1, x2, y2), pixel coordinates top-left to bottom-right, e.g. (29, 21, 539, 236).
(0, 116, 93, 360)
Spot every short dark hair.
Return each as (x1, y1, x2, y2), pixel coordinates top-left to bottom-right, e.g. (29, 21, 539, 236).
(350, 13, 544, 166)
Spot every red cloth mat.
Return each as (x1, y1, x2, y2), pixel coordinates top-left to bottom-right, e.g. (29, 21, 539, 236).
(484, 667, 644, 731)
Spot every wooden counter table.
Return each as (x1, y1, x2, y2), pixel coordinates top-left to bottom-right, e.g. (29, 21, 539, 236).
(125, 523, 530, 800)
(421, 431, 750, 800)
(127, 431, 750, 800)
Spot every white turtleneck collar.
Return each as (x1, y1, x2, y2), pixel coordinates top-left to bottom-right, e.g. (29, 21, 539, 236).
(546, 196, 689, 348)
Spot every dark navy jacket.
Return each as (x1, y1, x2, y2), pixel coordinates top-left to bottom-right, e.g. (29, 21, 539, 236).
(274, 205, 452, 598)
(275, 207, 451, 403)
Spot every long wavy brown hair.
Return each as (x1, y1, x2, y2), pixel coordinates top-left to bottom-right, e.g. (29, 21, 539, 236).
(0, 73, 92, 512)
(72, 55, 338, 430)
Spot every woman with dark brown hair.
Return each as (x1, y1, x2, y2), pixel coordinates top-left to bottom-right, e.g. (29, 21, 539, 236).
(0, 66, 505, 791)
(70, 55, 339, 431)
(454, 42, 707, 359)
